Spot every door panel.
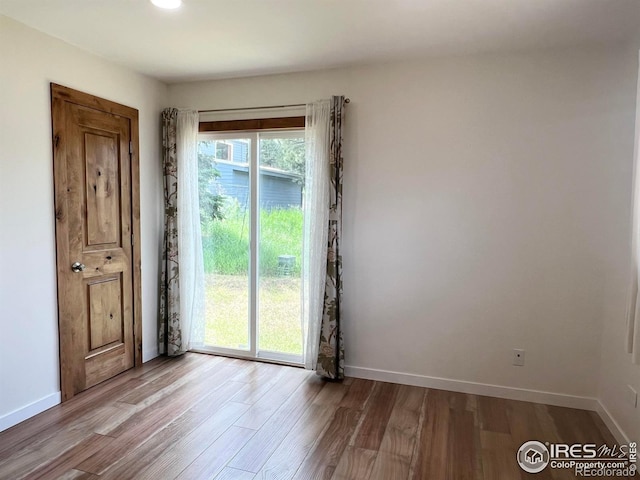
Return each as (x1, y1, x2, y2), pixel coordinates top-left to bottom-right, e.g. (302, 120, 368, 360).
(52, 84, 139, 401)
(84, 132, 121, 246)
(88, 275, 123, 351)
(198, 137, 252, 352)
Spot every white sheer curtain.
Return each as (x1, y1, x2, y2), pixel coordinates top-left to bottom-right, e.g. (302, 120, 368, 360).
(626, 51, 640, 364)
(302, 99, 331, 369)
(176, 110, 206, 350)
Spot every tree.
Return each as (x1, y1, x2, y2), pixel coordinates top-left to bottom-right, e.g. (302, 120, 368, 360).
(260, 138, 305, 185)
(198, 141, 226, 223)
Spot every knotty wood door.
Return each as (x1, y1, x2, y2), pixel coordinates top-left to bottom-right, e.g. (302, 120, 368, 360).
(51, 84, 142, 402)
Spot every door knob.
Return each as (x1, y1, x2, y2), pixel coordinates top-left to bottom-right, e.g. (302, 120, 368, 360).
(71, 262, 85, 273)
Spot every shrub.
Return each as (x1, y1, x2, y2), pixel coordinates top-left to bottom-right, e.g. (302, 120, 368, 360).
(202, 200, 303, 277)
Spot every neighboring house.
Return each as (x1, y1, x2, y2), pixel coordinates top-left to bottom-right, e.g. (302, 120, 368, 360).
(201, 139, 303, 209)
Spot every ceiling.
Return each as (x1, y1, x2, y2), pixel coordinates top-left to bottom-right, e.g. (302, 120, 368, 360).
(1, 0, 639, 83)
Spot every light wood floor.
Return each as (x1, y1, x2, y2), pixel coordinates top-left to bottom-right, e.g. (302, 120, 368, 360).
(0, 353, 618, 480)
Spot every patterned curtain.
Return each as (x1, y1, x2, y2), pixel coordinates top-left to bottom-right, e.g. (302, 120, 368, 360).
(159, 108, 182, 356)
(316, 96, 345, 379)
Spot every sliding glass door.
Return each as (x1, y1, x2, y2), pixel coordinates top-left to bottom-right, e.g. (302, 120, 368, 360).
(196, 130, 305, 364)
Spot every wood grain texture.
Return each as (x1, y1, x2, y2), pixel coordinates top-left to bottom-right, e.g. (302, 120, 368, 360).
(292, 406, 361, 480)
(0, 353, 620, 480)
(352, 382, 399, 451)
(215, 467, 256, 480)
(50, 83, 141, 400)
(339, 378, 374, 411)
(369, 385, 423, 480)
(199, 116, 305, 132)
(228, 375, 324, 472)
(332, 447, 377, 480)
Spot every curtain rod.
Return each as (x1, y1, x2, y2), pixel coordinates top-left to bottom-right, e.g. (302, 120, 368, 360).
(198, 98, 350, 114)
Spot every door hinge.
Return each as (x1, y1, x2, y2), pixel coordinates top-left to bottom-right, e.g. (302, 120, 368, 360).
(129, 141, 133, 155)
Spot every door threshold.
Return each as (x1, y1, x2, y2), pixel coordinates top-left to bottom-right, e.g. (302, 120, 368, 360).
(189, 348, 305, 369)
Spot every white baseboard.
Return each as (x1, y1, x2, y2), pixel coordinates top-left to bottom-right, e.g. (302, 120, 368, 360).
(0, 391, 61, 433)
(596, 401, 630, 444)
(345, 365, 598, 411)
(143, 345, 159, 363)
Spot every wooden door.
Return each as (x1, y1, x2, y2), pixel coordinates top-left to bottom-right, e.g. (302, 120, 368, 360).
(51, 84, 142, 402)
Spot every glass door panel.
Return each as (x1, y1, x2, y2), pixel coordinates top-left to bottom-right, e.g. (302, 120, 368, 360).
(257, 133, 305, 360)
(197, 130, 305, 365)
(198, 137, 252, 351)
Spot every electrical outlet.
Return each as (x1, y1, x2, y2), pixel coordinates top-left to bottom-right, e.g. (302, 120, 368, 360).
(627, 385, 638, 408)
(513, 349, 525, 366)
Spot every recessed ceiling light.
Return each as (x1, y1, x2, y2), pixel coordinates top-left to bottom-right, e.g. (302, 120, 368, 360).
(150, 0, 182, 9)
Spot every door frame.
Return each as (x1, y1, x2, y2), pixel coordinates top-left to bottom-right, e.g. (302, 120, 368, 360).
(50, 83, 142, 401)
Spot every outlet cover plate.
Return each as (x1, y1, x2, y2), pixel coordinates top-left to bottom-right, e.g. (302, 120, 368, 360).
(513, 349, 525, 367)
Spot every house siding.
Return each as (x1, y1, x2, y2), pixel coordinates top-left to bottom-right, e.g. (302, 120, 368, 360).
(212, 161, 302, 209)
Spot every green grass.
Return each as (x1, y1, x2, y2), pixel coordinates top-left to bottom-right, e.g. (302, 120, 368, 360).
(204, 274, 302, 355)
(201, 202, 303, 277)
(201, 202, 304, 355)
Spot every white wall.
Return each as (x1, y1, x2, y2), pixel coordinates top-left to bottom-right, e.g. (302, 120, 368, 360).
(170, 47, 637, 409)
(597, 48, 640, 442)
(0, 16, 166, 428)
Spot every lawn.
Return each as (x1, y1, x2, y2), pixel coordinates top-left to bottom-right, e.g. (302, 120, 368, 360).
(200, 203, 304, 355)
(204, 274, 302, 355)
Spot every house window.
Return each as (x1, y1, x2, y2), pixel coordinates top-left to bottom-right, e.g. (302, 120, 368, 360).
(215, 141, 231, 161)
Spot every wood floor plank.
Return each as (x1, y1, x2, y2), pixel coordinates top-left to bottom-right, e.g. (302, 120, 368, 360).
(77, 378, 247, 474)
(118, 353, 216, 405)
(331, 446, 377, 480)
(175, 426, 255, 480)
(228, 374, 325, 472)
(588, 411, 618, 446)
(256, 404, 337, 480)
(105, 357, 241, 437)
(233, 367, 309, 430)
(312, 381, 348, 406)
(410, 389, 450, 480)
(0, 377, 144, 461)
(100, 400, 250, 480)
(547, 405, 613, 445)
(533, 405, 576, 480)
(339, 379, 375, 411)
(54, 469, 99, 480)
(0, 426, 100, 479)
(505, 399, 546, 447)
(477, 395, 511, 434)
(446, 407, 478, 480)
(23, 433, 113, 480)
(215, 467, 257, 480)
(479, 431, 521, 480)
(377, 385, 423, 459)
(255, 382, 347, 480)
(352, 382, 399, 451)
(0, 403, 126, 480)
(292, 407, 361, 480)
(369, 385, 424, 480)
(229, 362, 287, 404)
(368, 452, 408, 480)
(504, 400, 555, 480)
